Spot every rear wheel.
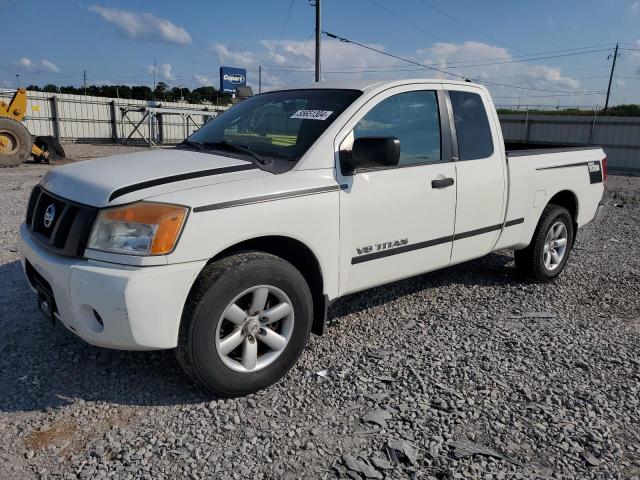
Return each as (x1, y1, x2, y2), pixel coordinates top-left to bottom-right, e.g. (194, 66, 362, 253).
(0, 117, 31, 167)
(177, 252, 313, 396)
(514, 204, 574, 282)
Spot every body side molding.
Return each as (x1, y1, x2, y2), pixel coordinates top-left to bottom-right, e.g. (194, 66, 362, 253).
(352, 218, 525, 264)
(535, 161, 592, 171)
(193, 185, 341, 213)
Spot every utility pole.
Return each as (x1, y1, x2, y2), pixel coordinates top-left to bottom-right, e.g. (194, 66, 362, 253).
(153, 57, 157, 96)
(16, 74, 20, 89)
(83, 70, 87, 96)
(314, 0, 321, 82)
(258, 65, 262, 93)
(604, 43, 620, 116)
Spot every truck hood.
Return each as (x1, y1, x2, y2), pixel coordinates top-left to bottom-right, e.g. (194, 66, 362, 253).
(41, 149, 269, 207)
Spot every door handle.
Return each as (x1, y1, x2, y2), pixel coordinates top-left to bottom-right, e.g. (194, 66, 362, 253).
(431, 177, 454, 189)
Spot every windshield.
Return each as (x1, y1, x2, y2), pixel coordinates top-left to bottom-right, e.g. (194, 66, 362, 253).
(184, 89, 362, 172)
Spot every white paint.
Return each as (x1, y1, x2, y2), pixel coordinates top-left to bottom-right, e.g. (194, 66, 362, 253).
(19, 79, 605, 350)
(534, 190, 547, 208)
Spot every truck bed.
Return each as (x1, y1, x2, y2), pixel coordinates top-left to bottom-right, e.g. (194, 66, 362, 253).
(494, 142, 606, 252)
(505, 141, 603, 157)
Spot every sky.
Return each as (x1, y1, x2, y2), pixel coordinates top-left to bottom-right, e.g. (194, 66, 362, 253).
(2, 0, 640, 107)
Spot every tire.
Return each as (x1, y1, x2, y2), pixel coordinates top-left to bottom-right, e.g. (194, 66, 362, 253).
(514, 204, 574, 282)
(176, 252, 313, 396)
(0, 117, 31, 167)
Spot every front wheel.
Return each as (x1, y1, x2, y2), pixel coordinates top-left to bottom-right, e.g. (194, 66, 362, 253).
(514, 204, 574, 282)
(177, 252, 313, 396)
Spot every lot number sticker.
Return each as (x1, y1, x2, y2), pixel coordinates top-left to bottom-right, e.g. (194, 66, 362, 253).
(291, 110, 333, 120)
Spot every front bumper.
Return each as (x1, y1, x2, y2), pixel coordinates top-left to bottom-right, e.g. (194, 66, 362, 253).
(19, 223, 206, 350)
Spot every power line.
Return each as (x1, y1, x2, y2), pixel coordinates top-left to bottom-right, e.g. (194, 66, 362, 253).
(493, 92, 606, 99)
(322, 30, 470, 80)
(435, 48, 612, 69)
(322, 30, 606, 95)
(417, 0, 523, 53)
(432, 44, 616, 67)
(366, 0, 488, 61)
(262, 46, 612, 71)
(260, 43, 618, 71)
(276, 0, 296, 52)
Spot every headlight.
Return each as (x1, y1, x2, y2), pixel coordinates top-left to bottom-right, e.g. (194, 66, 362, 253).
(88, 202, 188, 256)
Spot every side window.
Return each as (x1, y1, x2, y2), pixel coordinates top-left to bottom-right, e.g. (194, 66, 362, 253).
(353, 90, 441, 165)
(449, 91, 494, 160)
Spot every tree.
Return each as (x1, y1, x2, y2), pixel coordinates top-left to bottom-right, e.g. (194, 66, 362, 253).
(131, 85, 153, 100)
(191, 86, 220, 103)
(154, 81, 169, 100)
(21, 82, 241, 106)
(59, 85, 78, 94)
(171, 86, 190, 101)
(601, 104, 640, 117)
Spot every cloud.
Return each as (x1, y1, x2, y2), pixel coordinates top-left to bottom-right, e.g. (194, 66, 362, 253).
(147, 63, 175, 82)
(209, 37, 586, 101)
(631, 1, 640, 15)
(211, 43, 257, 67)
(193, 74, 213, 86)
(17, 57, 60, 73)
(211, 38, 394, 90)
(89, 6, 192, 45)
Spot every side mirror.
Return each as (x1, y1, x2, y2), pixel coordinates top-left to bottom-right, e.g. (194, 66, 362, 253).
(340, 136, 400, 175)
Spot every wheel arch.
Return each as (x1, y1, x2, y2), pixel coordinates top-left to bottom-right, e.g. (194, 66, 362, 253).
(204, 235, 329, 336)
(546, 189, 579, 246)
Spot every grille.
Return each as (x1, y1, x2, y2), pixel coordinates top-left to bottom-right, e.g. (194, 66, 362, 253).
(26, 186, 98, 257)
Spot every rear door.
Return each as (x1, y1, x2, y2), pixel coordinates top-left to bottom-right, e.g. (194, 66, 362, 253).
(335, 85, 458, 295)
(444, 85, 508, 264)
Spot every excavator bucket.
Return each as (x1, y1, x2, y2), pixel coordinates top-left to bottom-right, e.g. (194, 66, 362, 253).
(33, 136, 66, 162)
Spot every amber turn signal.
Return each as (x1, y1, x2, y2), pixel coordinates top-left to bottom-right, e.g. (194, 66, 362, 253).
(102, 202, 188, 255)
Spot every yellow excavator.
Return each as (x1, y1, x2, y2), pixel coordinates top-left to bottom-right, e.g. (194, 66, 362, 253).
(0, 88, 65, 167)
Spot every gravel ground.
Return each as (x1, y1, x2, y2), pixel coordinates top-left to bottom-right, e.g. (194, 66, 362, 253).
(1, 145, 639, 480)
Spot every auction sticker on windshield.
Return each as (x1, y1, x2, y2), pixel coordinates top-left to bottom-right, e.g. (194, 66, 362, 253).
(291, 110, 334, 120)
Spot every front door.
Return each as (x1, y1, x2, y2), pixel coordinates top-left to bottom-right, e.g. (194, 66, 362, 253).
(336, 86, 458, 295)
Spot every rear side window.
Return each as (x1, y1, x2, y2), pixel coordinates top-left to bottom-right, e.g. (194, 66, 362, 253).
(449, 91, 494, 160)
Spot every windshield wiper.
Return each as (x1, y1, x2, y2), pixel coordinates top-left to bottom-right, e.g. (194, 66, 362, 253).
(176, 140, 205, 151)
(203, 141, 268, 165)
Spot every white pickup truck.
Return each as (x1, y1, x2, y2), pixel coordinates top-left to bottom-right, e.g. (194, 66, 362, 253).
(19, 79, 606, 395)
